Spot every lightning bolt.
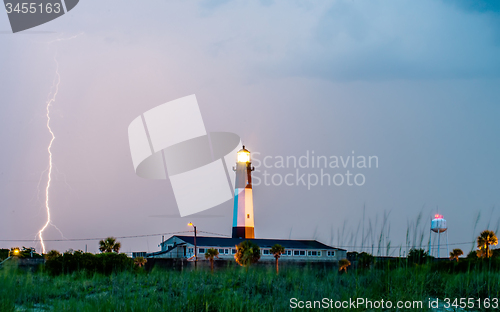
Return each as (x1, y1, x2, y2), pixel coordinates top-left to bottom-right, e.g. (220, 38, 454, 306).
(34, 33, 84, 254)
(38, 58, 61, 254)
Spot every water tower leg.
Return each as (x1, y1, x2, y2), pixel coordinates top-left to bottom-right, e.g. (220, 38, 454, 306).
(428, 229, 432, 256)
(446, 231, 449, 257)
(438, 232, 441, 259)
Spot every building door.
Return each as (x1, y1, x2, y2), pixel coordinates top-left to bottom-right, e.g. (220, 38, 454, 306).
(183, 246, 186, 257)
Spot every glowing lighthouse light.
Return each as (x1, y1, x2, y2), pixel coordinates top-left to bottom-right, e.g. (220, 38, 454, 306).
(237, 148, 250, 163)
(232, 145, 255, 239)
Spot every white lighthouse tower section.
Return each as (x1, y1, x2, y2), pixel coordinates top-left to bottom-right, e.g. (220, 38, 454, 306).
(232, 146, 255, 239)
(234, 189, 255, 228)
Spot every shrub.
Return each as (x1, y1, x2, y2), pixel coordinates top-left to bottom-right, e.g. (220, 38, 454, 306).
(0, 249, 8, 261)
(45, 251, 133, 275)
(407, 248, 429, 265)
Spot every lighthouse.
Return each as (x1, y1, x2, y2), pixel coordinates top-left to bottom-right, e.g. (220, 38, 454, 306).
(232, 146, 255, 239)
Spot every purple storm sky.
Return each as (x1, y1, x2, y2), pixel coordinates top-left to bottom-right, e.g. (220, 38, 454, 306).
(1, 0, 500, 256)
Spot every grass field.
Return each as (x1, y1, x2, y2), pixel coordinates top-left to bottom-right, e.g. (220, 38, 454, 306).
(1, 260, 500, 311)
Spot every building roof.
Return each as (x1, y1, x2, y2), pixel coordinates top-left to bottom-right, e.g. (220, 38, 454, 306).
(167, 236, 344, 250)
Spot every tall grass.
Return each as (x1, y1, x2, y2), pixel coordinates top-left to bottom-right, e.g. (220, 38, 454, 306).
(329, 205, 500, 258)
(1, 262, 500, 312)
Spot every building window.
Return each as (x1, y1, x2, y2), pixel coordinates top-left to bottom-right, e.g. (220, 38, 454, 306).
(299, 250, 305, 256)
(218, 249, 224, 254)
(285, 250, 292, 256)
(327, 251, 335, 257)
(198, 248, 205, 254)
(293, 250, 305, 256)
(231, 249, 237, 254)
(224, 249, 229, 254)
(132, 252, 146, 258)
(188, 248, 194, 254)
(308, 251, 318, 256)
(263, 249, 269, 255)
(318, 251, 321, 256)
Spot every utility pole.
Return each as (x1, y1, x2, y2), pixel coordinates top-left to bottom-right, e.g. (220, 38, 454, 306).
(188, 222, 197, 267)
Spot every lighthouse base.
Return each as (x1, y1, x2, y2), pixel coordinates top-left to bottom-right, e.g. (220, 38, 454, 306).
(232, 227, 255, 239)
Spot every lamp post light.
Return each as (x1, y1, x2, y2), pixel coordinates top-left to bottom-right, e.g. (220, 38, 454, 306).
(11, 248, 20, 257)
(188, 222, 197, 262)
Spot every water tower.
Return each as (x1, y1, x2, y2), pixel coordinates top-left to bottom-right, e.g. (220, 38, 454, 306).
(429, 214, 449, 258)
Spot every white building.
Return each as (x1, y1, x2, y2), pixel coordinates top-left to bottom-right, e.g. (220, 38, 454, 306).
(148, 236, 346, 262)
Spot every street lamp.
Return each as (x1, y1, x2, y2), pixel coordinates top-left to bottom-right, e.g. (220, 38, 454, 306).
(9, 247, 20, 257)
(188, 222, 197, 262)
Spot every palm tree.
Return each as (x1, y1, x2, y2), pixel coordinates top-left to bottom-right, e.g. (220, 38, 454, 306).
(449, 249, 463, 262)
(134, 256, 147, 268)
(270, 244, 285, 274)
(205, 248, 219, 272)
(235, 241, 260, 270)
(477, 230, 498, 259)
(339, 259, 351, 273)
(98, 237, 121, 253)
